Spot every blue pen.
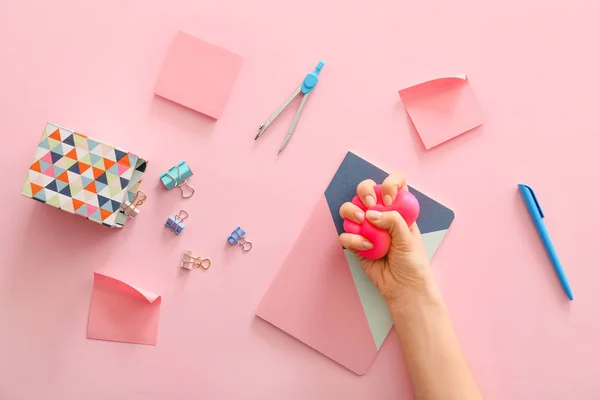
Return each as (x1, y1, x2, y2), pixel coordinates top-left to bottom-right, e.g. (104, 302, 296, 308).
(518, 184, 573, 300)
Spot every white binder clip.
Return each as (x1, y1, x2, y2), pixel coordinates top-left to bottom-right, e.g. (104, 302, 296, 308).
(180, 250, 211, 270)
(120, 191, 147, 219)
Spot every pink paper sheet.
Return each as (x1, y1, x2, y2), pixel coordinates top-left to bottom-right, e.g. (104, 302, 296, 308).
(256, 198, 377, 375)
(154, 31, 243, 119)
(87, 273, 162, 346)
(398, 74, 483, 149)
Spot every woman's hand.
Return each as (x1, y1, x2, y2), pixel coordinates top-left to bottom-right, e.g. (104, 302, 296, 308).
(338, 173, 434, 305)
(340, 173, 482, 400)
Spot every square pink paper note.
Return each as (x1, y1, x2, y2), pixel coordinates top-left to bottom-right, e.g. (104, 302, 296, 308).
(154, 31, 243, 119)
(398, 74, 484, 149)
(87, 273, 162, 346)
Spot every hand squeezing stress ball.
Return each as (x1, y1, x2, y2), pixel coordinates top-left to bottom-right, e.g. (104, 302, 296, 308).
(338, 173, 482, 400)
(343, 183, 420, 259)
(338, 173, 426, 303)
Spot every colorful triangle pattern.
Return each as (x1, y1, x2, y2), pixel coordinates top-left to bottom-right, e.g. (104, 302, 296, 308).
(21, 123, 148, 228)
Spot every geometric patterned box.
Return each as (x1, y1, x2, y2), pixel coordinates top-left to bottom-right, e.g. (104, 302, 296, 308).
(21, 123, 148, 228)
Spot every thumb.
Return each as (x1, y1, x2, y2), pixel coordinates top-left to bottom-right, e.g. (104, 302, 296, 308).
(365, 210, 413, 249)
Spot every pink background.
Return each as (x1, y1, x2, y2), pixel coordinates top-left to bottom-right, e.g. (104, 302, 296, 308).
(0, 0, 599, 398)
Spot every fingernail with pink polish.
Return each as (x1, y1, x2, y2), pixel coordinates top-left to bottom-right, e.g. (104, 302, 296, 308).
(355, 211, 364, 223)
(365, 195, 376, 208)
(362, 240, 373, 250)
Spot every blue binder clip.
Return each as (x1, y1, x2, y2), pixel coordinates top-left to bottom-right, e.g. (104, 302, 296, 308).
(165, 210, 189, 235)
(227, 226, 253, 251)
(160, 161, 195, 198)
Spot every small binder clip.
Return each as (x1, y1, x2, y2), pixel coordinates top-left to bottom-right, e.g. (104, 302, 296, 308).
(120, 191, 147, 219)
(180, 250, 212, 270)
(160, 161, 195, 198)
(165, 210, 189, 235)
(227, 226, 253, 251)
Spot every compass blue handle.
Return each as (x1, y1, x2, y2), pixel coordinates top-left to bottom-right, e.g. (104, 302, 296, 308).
(301, 61, 324, 94)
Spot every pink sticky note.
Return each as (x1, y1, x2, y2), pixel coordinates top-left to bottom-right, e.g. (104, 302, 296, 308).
(154, 31, 243, 119)
(398, 74, 484, 149)
(87, 273, 162, 346)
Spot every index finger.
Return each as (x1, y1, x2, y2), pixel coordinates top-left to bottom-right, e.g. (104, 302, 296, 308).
(357, 179, 377, 208)
(381, 172, 408, 206)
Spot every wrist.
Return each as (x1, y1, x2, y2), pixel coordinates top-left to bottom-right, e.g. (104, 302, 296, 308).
(386, 274, 443, 318)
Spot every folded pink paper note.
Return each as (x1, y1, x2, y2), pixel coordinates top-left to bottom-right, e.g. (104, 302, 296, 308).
(398, 74, 484, 149)
(154, 31, 243, 119)
(87, 273, 162, 346)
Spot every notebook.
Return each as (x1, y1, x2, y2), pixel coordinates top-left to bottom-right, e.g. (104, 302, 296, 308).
(256, 152, 455, 375)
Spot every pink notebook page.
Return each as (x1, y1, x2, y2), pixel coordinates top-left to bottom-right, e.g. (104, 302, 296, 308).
(154, 31, 243, 119)
(256, 198, 377, 375)
(87, 273, 162, 346)
(398, 74, 483, 149)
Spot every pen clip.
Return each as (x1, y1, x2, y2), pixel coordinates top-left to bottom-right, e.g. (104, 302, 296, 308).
(521, 184, 544, 218)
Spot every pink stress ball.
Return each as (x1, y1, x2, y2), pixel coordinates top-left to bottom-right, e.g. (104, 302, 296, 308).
(343, 185, 420, 260)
